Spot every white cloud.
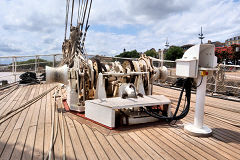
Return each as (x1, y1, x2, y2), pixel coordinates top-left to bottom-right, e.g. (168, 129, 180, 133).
(0, 0, 239, 57)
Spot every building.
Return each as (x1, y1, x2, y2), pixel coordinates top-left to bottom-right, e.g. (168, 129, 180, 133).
(180, 44, 194, 52)
(207, 40, 225, 47)
(225, 36, 240, 46)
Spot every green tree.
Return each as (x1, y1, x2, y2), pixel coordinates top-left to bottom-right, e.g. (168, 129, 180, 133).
(165, 46, 184, 61)
(115, 50, 140, 58)
(144, 48, 158, 58)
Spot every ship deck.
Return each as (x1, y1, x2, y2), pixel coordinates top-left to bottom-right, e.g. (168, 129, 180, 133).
(0, 83, 239, 160)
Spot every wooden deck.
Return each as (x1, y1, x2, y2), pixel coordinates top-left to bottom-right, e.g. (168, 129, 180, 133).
(0, 83, 239, 160)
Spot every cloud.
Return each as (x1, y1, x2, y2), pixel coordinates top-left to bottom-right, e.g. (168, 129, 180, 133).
(0, 0, 240, 57)
(127, 0, 193, 21)
(0, 43, 21, 53)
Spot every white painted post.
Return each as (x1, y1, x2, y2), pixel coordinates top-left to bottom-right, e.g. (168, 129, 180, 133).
(184, 74, 212, 137)
(158, 50, 161, 68)
(14, 57, 17, 82)
(214, 76, 217, 93)
(12, 57, 15, 82)
(35, 56, 37, 73)
(194, 75, 207, 128)
(161, 50, 164, 68)
(12, 57, 14, 73)
(53, 55, 56, 67)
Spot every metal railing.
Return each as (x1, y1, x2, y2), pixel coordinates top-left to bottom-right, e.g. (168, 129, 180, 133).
(152, 59, 240, 98)
(1, 54, 239, 98)
(0, 54, 63, 83)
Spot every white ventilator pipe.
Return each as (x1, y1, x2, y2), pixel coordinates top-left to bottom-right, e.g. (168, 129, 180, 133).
(184, 73, 212, 137)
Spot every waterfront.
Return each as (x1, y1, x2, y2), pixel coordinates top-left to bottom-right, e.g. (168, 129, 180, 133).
(0, 72, 22, 83)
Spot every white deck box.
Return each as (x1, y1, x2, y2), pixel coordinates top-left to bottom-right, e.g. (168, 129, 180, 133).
(176, 59, 197, 78)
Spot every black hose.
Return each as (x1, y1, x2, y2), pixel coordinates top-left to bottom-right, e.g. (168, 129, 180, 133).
(143, 78, 193, 122)
(196, 76, 203, 87)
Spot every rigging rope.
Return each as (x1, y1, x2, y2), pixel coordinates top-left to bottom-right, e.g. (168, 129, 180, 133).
(44, 87, 67, 160)
(70, 0, 75, 27)
(85, 0, 92, 31)
(64, 0, 70, 40)
(63, 0, 92, 60)
(77, 0, 81, 24)
(60, 88, 66, 160)
(78, 0, 84, 25)
(80, 0, 89, 32)
(81, 0, 92, 47)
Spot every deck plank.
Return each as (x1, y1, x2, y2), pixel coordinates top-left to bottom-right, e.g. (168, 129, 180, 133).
(0, 84, 239, 160)
(179, 116, 239, 160)
(120, 133, 153, 160)
(73, 120, 99, 160)
(65, 116, 87, 160)
(0, 87, 23, 115)
(155, 127, 204, 159)
(12, 86, 34, 130)
(21, 84, 45, 160)
(161, 127, 217, 160)
(135, 130, 175, 160)
(0, 129, 20, 160)
(43, 85, 55, 159)
(106, 135, 131, 160)
(83, 124, 109, 160)
(0, 86, 20, 103)
(178, 126, 237, 160)
(184, 112, 240, 149)
(10, 84, 41, 160)
(0, 86, 31, 159)
(128, 132, 162, 160)
(53, 119, 63, 160)
(0, 86, 29, 131)
(63, 115, 76, 160)
(0, 85, 32, 157)
(141, 129, 185, 160)
(182, 116, 240, 159)
(21, 126, 37, 160)
(113, 134, 142, 160)
(94, 130, 120, 160)
(32, 84, 47, 160)
(0, 86, 30, 136)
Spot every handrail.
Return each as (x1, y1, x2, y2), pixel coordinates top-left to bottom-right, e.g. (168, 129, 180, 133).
(0, 73, 22, 79)
(0, 53, 63, 83)
(0, 53, 62, 58)
(219, 64, 240, 68)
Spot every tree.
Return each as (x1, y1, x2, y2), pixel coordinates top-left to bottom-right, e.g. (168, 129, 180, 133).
(165, 46, 184, 61)
(144, 48, 158, 58)
(215, 46, 234, 63)
(115, 50, 140, 58)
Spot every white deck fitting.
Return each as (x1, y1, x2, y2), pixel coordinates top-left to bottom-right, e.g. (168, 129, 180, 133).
(85, 95, 171, 128)
(184, 75, 212, 137)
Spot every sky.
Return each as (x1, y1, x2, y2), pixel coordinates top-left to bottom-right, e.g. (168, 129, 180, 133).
(0, 0, 240, 57)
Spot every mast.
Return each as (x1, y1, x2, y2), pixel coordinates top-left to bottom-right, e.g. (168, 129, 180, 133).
(198, 26, 205, 44)
(165, 38, 169, 49)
